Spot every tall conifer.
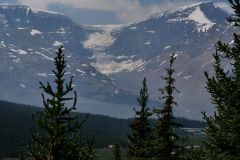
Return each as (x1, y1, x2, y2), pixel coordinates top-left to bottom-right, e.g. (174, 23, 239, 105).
(22, 46, 94, 160)
(128, 78, 152, 159)
(202, 0, 240, 159)
(151, 53, 182, 160)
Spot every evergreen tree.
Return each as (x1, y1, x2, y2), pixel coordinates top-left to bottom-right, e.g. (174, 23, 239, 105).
(151, 53, 182, 160)
(182, 147, 204, 160)
(113, 143, 121, 160)
(202, 0, 240, 159)
(128, 78, 152, 159)
(22, 46, 95, 160)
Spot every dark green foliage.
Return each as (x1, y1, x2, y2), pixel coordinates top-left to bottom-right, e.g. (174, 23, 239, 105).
(182, 147, 204, 160)
(0, 100, 204, 158)
(23, 47, 95, 160)
(128, 78, 152, 159)
(113, 143, 122, 160)
(151, 53, 183, 160)
(202, 1, 240, 159)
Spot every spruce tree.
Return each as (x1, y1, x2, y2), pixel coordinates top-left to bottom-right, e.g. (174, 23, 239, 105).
(113, 143, 121, 160)
(202, 0, 240, 159)
(151, 53, 182, 160)
(22, 46, 95, 160)
(128, 78, 152, 159)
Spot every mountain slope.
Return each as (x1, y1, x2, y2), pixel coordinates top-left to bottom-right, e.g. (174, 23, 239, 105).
(0, 5, 138, 118)
(84, 2, 235, 119)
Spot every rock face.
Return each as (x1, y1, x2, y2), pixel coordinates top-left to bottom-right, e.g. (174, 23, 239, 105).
(0, 5, 137, 118)
(84, 2, 235, 119)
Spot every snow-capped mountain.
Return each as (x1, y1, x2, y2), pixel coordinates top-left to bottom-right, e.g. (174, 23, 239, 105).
(0, 2, 235, 120)
(0, 5, 138, 118)
(84, 2, 235, 119)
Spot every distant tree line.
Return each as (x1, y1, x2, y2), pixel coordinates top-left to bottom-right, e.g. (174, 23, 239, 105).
(0, 100, 202, 158)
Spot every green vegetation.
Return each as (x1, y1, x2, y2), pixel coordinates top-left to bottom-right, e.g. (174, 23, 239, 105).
(3, 1, 240, 159)
(128, 78, 152, 159)
(0, 100, 204, 158)
(20, 47, 95, 159)
(202, 0, 240, 159)
(150, 53, 183, 160)
(113, 143, 122, 160)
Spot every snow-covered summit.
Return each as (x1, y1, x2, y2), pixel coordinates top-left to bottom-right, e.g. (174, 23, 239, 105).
(129, 1, 227, 32)
(0, 4, 64, 17)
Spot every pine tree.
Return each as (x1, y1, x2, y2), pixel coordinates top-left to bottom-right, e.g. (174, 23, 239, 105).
(128, 78, 152, 159)
(22, 46, 95, 160)
(151, 53, 182, 160)
(202, 0, 240, 159)
(113, 143, 121, 160)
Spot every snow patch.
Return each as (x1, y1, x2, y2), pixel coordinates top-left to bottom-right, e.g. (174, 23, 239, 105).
(76, 69, 86, 74)
(144, 41, 151, 45)
(177, 71, 184, 76)
(82, 64, 89, 67)
(32, 8, 64, 15)
(56, 27, 66, 34)
(130, 26, 137, 30)
(101, 80, 107, 83)
(168, 17, 188, 22)
(0, 14, 8, 27)
(91, 73, 96, 76)
(229, 40, 234, 45)
(188, 7, 215, 32)
(183, 75, 192, 80)
(0, 41, 6, 48)
(13, 58, 20, 63)
(52, 41, 63, 47)
(35, 52, 53, 61)
(9, 55, 17, 58)
(137, 67, 145, 72)
(147, 31, 155, 34)
(30, 29, 42, 36)
(164, 46, 171, 50)
(91, 53, 145, 75)
(10, 48, 17, 53)
(84, 33, 115, 52)
(37, 73, 47, 77)
(18, 49, 28, 55)
(202, 59, 215, 67)
(173, 54, 179, 58)
(17, 27, 27, 30)
(159, 60, 166, 67)
(83, 25, 122, 52)
(20, 84, 26, 88)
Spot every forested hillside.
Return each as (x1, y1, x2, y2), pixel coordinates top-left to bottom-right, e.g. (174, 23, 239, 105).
(0, 100, 204, 158)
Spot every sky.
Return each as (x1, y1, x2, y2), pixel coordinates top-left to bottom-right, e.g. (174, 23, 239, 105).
(0, 0, 230, 24)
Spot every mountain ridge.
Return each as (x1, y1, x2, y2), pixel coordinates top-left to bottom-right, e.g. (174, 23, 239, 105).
(0, 4, 139, 119)
(83, 1, 235, 119)
(0, 2, 235, 120)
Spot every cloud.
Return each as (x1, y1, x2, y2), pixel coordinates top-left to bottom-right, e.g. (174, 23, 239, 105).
(17, 0, 205, 23)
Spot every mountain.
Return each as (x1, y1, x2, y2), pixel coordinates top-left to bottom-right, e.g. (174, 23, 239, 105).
(83, 2, 235, 119)
(0, 2, 235, 120)
(0, 5, 138, 118)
